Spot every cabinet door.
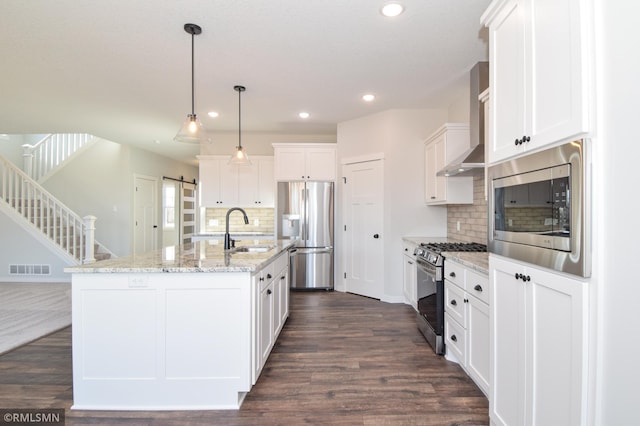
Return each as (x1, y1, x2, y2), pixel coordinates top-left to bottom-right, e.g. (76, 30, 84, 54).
(490, 256, 526, 426)
(402, 254, 417, 310)
(467, 295, 490, 396)
(258, 158, 275, 206)
(424, 139, 445, 203)
(526, 265, 587, 426)
(237, 163, 259, 207)
(306, 147, 336, 181)
(527, 0, 591, 148)
(259, 281, 274, 368)
(276, 268, 289, 334)
(488, 0, 527, 164)
(274, 148, 306, 181)
(199, 159, 222, 207)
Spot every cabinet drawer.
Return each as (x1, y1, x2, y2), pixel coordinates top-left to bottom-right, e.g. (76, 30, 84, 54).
(444, 261, 465, 288)
(258, 262, 276, 291)
(465, 269, 489, 305)
(445, 282, 466, 325)
(445, 312, 466, 364)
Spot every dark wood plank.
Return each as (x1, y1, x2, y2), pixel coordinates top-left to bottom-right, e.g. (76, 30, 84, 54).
(0, 291, 489, 425)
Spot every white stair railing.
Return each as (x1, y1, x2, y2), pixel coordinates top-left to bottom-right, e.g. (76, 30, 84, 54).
(1, 154, 98, 264)
(22, 133, 93, 182)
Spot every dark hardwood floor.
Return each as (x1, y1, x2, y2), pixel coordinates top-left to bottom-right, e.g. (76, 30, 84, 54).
(0, 291, 488, 425)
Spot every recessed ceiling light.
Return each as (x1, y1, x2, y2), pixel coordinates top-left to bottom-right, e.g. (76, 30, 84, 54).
(362, 94, 376, 102)
(207, 111, 219, 118)
(298, 112, 310, 119)
(381, 2, 404, 17)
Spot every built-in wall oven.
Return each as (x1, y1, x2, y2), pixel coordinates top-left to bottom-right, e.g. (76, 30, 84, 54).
(415, 242, 488, 355)
(488, 139, 590, 277)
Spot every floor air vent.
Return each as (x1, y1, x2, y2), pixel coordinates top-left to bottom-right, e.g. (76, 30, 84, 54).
(9, 264, 51, 275)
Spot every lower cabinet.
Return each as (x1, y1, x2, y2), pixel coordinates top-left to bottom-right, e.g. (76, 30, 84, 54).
(402, 240, 418, 310)
(489, 255, 588, 426)
(253, 251, 289, 383)
(444, 259, 490, 396)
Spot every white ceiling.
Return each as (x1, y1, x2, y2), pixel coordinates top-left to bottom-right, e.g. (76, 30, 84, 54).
(0, 0, 490, 165)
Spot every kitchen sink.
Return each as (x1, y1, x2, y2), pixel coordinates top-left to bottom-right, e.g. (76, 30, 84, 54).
(229, 245, 276, 253)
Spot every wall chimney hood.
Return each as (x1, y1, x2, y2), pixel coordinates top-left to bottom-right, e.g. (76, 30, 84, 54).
(438, 62, 489, 177)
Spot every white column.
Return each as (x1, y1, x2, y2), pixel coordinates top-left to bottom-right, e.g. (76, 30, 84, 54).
(21, 144, 34, 178)
(83, 215, 97, 264)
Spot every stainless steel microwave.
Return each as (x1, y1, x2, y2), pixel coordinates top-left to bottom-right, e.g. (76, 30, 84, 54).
(488, 140, 590, 277)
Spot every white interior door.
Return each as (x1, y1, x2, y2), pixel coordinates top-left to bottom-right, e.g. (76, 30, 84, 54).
(134, 175, 158, 254)
(343, 159, 384, 299)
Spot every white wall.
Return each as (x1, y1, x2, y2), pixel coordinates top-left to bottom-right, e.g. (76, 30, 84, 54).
(336, 108, 449, 301)
(595, 1, 640, 423)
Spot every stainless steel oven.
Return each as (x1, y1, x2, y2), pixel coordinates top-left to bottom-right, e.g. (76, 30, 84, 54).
(415, 255, 444, 355)
(488, 139, 590, 277)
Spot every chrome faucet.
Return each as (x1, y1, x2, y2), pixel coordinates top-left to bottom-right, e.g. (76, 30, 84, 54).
(224, 207, 249, 250)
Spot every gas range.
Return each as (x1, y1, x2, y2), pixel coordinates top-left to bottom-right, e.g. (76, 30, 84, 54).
(414, 240, 487, 355)
(414, 241, 487, 267)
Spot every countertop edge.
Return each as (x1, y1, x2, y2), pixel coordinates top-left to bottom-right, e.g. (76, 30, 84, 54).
(65, 241, 296, 274)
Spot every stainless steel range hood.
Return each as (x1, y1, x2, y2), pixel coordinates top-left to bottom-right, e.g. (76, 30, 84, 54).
(437, 62, 489, 177)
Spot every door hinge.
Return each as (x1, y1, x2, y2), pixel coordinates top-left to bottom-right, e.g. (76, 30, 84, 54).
(344, 225, 347, 231)
(343, 177, 347, 184)
(344, 272, 347, 279)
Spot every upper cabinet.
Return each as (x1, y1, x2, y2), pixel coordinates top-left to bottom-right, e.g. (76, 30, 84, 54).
(482, 0, 593, 164)
(424, 124, 473, 205)
(272, 143, 337, 181)
(198, 155, 275, 208)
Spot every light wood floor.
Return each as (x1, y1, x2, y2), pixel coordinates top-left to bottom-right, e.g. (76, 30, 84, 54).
(0, 282, 70, 355)
(0, 291, 489, 425)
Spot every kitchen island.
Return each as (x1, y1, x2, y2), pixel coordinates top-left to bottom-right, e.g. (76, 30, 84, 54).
(65, 239, 294, 411)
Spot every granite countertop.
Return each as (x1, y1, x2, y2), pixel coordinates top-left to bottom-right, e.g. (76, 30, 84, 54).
(442, 252, 489, 276)
(65, 239, 296, 274)
(192, 232, 275, 239)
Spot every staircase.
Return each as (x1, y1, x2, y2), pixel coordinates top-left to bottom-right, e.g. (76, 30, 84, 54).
(22, 133, 95, 182)
(1, 148, 114, 265)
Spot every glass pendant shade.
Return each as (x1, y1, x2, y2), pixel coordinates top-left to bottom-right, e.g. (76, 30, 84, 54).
(174, 114, 203, 144)
(229, 145, 250, 165)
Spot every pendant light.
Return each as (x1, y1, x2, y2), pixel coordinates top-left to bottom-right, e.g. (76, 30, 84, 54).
(228, 85, 251, 165)
(174, 23, 203, 144)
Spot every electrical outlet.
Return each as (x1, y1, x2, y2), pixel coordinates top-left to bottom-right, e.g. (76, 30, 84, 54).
(209, 219, 219, 226)
(456, 221, 461, 231)
(254, 219, 260, 226)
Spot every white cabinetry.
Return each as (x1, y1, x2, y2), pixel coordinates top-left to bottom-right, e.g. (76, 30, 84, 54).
(444, 259, 490, 396)
(198, 155, 274, 208)
(424, 124, 473, 205)
(402, 240, 418, 310)
(489, 254, 588, 426)
(272, 143, 337, 181)
(198, 156, 239, 206)
(238, 157, 275, 206)
(253, 251, 289, 381)
(482, 0, 593, 164)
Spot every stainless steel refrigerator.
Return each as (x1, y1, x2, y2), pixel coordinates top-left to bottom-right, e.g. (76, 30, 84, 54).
(277, 181, 334, 290)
